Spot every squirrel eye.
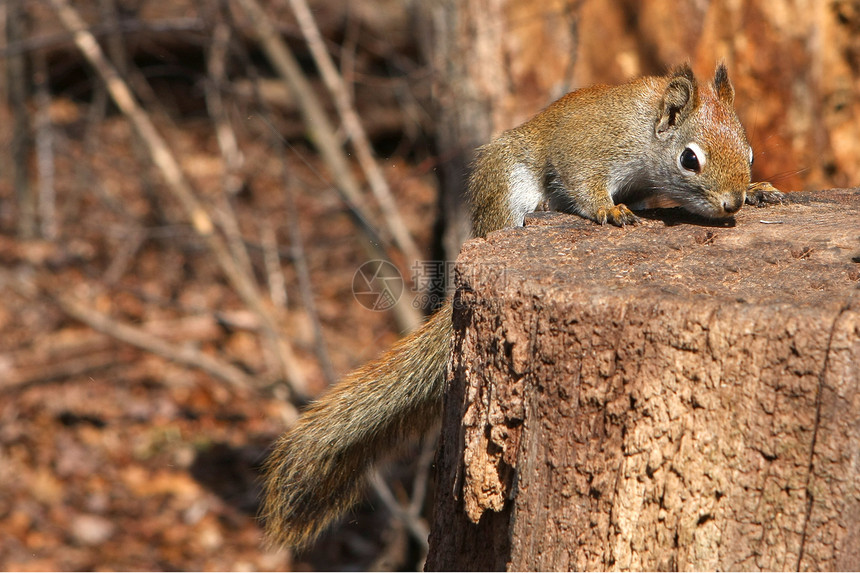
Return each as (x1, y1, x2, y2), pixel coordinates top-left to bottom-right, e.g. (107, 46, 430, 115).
(749, 147, 754, 166)
(679, 147, 701, 173)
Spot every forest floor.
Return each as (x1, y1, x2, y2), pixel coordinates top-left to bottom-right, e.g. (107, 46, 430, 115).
(0, 2, 440, 570)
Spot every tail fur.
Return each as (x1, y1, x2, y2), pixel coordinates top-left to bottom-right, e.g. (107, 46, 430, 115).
(261, 301, 453, 549)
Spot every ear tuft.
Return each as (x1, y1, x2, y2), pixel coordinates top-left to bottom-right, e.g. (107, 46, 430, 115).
(714, 63, 735, 106)
(671, 63, 696, 85)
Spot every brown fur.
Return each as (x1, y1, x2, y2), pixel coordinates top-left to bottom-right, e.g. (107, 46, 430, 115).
(469, 64, 780, 235)
(261, 65, 782, 550)
(262, 301, 452, 549)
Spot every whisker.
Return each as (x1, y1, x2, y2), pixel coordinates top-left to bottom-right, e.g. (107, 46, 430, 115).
(763, 167, 810, 183)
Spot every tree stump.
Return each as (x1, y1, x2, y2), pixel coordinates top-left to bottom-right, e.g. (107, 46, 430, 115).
(426, 189, 860, 571)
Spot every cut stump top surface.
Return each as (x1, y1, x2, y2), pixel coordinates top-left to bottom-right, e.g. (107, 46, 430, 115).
(455, 189, 860, 308)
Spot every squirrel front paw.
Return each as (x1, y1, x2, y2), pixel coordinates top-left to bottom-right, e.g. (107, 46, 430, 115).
(746, 181, 785, 206)
(596, 203, 640, 226)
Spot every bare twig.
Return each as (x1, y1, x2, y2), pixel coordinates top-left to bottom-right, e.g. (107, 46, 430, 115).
(231, 0, 373, 229)
(7, 0, 34, 239)
(283, 175, 336, 386)
(0, 315, 226, 391)
(221, 13, 338, 386)
(33, 47, 57, 240)
(368, 435, 438, 564)
(338, 7, 360, 104)
(369, 517, 409, 572)
(223, 11, 337, 386)
(213, 193, 256, 286)
(205, 10, 244, 195)
(47, 0, 211, 235)
(0, 268, 257, 391)
(1, 350, 119, 391)
(53, 291, 255, 390)
(370, 471, 431, 552)
(0, 3, 8, 232)
(231, 0, 421, 332)
(203, 10, 287, 379)
(47, 0, 307, 397)
(286, 0, 421, 264)
(102, 224, 146, 284)
(1, 17, 205, 58)
(98, 0, 128, 78)
(409, 433, 439, 517)
(98, 0, 176, 130)
(260, 220, 288, 309)
(204, 13, 255, 283)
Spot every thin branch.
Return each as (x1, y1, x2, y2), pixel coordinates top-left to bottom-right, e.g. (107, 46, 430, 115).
(98, 0, 128, 78)
(1, 315, 226, 391)
(231, 0, 421, 332)
(370, 470, 431, 552)
(0, 270, 258, 392)
(231, 0, 372, 231)
(260, 220, 288, 309)
(215, 8, 335, 386)
(52, 291, 255, 390)
(204, 12, 255, 283)
(33, 47, 57, 240)
(216, 15, 336, 387)
(1, 350, 118, 391)
(213, 194, 256, 285)
(97, 0, 175, 130)
(338, 7, 360, 104)
(47, 0, 211, 235)
(287, 0, 421, 264)
(47, 0, 308, 397)
(409, 433, 439, 517)
(1, 17, 206, 58)
(205, 9, 244, 194)
(0, 3, 8, 232)
(283, 175, 337, 386)
(7, 0, 34, 239)
(203, 8, 293, 380)
(102, 224, 146, 284)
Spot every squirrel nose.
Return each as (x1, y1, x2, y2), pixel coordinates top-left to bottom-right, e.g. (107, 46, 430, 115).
(722, 194, 744, 214)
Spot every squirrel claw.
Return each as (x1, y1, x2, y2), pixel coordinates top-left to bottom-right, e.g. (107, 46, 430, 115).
(597, 203, 640, 227)
(746, 181, 785, 206)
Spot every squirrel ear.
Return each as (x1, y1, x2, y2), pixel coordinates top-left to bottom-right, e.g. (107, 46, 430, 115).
(714, 63, 735, 106)
(656, 66, 698, 137)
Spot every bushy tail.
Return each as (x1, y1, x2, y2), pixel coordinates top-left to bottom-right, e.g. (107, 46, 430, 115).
(261, 301, 453, 549)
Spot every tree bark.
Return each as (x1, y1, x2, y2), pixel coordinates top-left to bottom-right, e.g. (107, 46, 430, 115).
(427, 189, 860, 571)
(414, 0, 581, 261)
(7, 0, 35, 238)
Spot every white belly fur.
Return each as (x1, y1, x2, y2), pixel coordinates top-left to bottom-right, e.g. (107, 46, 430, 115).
(507, 163, 543, 226)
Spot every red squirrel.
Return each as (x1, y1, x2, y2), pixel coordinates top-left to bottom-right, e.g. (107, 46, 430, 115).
(262, 64, 783, 549)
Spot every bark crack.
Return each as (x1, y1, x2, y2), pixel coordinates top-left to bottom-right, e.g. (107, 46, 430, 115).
(796, 304, 848, 571)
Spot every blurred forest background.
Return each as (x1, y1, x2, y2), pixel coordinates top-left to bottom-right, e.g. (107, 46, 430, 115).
(0, 0, 858, 570)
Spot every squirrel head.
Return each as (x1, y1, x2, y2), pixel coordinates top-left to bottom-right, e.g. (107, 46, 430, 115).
(654, 64, 753, 218)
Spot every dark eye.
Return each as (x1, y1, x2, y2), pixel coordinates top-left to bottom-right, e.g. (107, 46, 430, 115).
(749, 148, 754, 166)
(679, 147, 701, 173)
